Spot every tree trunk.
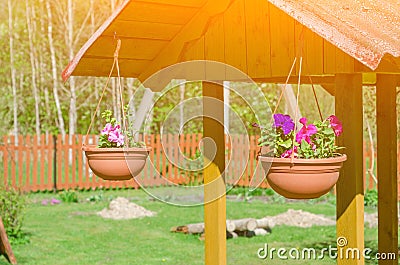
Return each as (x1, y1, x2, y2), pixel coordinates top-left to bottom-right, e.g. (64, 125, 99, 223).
(67, 0, 77, 144)
(46, 0, 66, 138)
(26, 0, 41, 136)
(8, 0, 18, 142)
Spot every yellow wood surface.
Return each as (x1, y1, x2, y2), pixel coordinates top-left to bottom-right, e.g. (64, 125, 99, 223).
(335, 74, 364, 265)
(376, 74, 399, 265)
(202, 82, 226, 265)
(245, 0, 271, 78)
(223, 0, 247, 76)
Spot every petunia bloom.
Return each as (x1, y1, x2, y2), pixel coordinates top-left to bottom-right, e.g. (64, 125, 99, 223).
(101, 123, 114, 135)
(296, 117, 318, 144)
(327, 115, 343, 136)
(281, 146, 298, 158)
(108, 128, 124, 147)
(273, 114, 295, 135)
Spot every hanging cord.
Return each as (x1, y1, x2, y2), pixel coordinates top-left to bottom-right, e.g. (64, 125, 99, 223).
(290, 57, 303, 164)
(83, 39, 121, 146)
(114, 48, 129, 147)
(309, 76, 323, 121)
(271, 58, 297, 116)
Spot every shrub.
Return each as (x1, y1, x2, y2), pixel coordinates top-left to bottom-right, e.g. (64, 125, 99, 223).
(364, 189, 378, 207)
(0, 186, 27, 240)
(58, 190, 79, 203)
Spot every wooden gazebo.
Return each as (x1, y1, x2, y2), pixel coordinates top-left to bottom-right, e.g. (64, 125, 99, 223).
(63, 0, 400, 264)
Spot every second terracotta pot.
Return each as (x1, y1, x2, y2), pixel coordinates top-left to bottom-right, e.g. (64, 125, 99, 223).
(259, 155, 347, 199)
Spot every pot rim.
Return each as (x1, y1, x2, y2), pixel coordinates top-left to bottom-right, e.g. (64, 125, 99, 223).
(82, 144, 152, 152)
(259, 154, 347, 164)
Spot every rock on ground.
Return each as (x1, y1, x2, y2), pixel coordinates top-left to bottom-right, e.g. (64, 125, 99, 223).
(97, 197, 156, 220)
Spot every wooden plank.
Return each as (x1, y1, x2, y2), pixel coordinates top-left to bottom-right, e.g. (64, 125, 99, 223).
(74, 57, 150, 78)
(18, 135, 23, 188)
(269, 3, 295, 77)
(119, 2, 200, 25)
(156, 134, 162, 185)
(205, 16, 225, 63)
(376, 74, 398, 265)
(2, 136, 8, 186)
(174, 134, 179, 184)
(202, 81, 226, 265)
(138, 0, 231, 83)
(47, 134, 53, 191)
(103, 21, 182, 40)
(10, 136, 15, 188)
(25, 135, 31, 192)
(0, 217, 17, 265)
(77, 135, 83, 189)
(223, 0, 247, 76)
(40, 135, 46, 191)
(335, 74, 364, 265)
(180, 36, 205, 61)
(149, 134, 155, 187)
(86, 37, 168, 61)
(64, 134, 69, 190)
(168, 134, 173, 182)
(71, 135, 76, 189)
(295, 24, 324, 75)
(57, 134, 62, 191)
(245, 0, 271, 78)
(323, 40, 336, 74)
(137, 0, 207, 8)
(32, 135, 38, 191)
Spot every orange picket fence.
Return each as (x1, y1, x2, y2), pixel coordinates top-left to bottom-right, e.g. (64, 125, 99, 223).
(0, 134, 398, 194)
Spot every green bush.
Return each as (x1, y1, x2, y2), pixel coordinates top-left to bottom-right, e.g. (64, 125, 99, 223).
(0, 186, 27, 240)
(364, 189, 378, 207)
(58, 190, 79, 203)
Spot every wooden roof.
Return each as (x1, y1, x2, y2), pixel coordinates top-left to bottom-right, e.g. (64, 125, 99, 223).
(62, 0, 400, 84)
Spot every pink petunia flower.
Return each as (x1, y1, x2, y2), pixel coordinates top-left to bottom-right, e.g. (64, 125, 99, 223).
(327, 115, 343, 136)
(295, 117, 318, 144)
(281, 146, 298, 158)
(101, 123, 114, 135)
(108, 128, 124, 147)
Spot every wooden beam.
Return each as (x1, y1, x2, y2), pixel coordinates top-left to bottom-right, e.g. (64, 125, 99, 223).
(0, 217, 17, 265)
(376, 74, 399, 265)
(335, 74, 364, 265)
(253, 75, 335, 85)
(202, 82, 226, 265)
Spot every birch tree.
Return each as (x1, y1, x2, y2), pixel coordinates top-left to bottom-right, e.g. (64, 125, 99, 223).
(46, 0, 66, 138)
(7, 0, 18, 140)
(25, 0, 41, 136)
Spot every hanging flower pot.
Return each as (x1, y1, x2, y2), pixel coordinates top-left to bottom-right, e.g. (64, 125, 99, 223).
(259, 155, 346, 199)
(81, 40, 151, 181)
(83, 145, 151, 181)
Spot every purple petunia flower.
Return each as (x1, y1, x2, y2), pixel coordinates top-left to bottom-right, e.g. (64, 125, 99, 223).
(296, 117, 318, 144)
(327, 115, 343, 136)
(273, 114, 295, 135)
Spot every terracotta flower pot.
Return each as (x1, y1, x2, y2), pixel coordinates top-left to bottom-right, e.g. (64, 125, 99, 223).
(259, 155, 347, 199)
(82, 145, 151, 181)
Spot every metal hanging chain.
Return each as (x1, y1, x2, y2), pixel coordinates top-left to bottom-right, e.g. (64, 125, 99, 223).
(83, 39, 122, 146)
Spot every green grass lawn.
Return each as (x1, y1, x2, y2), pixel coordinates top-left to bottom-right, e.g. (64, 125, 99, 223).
(0, 188, 393, 265)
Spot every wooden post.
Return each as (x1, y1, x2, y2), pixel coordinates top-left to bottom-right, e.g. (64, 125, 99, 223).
(0, 217, 17, 265)
(202, 81, 226, 265)
(335, 74, 364, 265)
(376, 74, 398, 265)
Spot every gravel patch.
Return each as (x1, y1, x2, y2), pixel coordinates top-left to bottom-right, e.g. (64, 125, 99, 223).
(263, 209, 335, 228)
(97, 197, 156, 220)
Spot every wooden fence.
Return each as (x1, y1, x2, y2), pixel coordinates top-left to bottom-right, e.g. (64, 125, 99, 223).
(0, 134, 399, 194)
